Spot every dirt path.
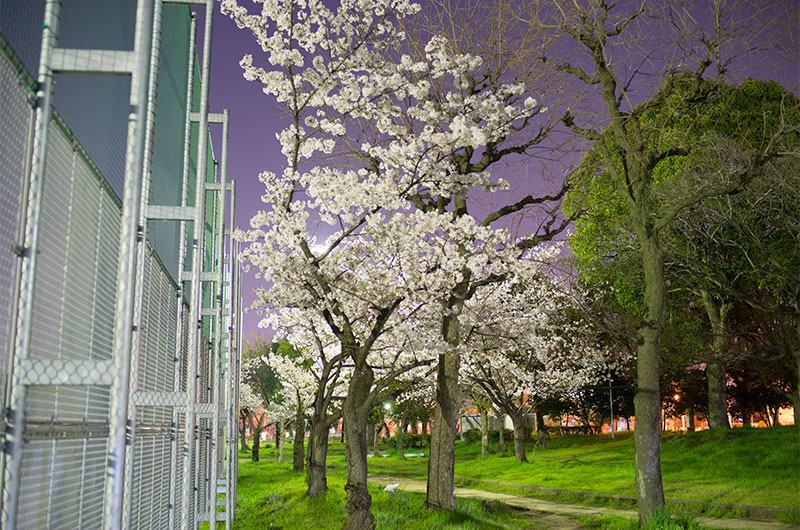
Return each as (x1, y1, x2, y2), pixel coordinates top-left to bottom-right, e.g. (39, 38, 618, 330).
(368, 476, 799, 529)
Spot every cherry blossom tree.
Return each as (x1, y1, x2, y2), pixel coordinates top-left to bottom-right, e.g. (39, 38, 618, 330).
(239, 374, 266, 459)
(264, 348, 317, 471)
(223, 0, 569, 525)
(240, 358, 273, 461)
(272, 312, 348, 495)
(461, 249, 615, 462)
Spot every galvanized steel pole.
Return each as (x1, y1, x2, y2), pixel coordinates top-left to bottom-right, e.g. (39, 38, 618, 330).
(2, 1, 61, 525)
(105, 0, 154, 526)
(183, 1, 214, 527)
(169, 11, 198, 530)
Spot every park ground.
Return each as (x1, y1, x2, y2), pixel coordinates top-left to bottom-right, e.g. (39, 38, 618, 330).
(219, 426, 799, 529)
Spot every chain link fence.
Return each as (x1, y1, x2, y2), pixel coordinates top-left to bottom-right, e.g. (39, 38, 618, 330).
(0, 1, 241, 528)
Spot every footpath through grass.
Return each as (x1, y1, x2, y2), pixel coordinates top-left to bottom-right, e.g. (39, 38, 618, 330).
(226, 426, 799, 528)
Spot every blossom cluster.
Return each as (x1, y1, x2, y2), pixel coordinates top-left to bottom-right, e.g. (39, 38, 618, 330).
(223, 0, 578, 417)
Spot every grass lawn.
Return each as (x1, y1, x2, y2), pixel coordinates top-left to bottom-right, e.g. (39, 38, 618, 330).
(224, 450, 545, 529)
(224, 426, 798, 528)
(339, 426, 800, 509)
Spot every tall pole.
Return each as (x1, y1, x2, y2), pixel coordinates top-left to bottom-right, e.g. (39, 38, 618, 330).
(104, 0, 154, 525)
(2, 1, 61, 525)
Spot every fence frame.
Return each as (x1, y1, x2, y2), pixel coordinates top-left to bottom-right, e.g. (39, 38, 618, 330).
(0, 1, 240, 528)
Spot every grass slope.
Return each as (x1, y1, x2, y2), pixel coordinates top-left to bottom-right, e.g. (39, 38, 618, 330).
(227, 452, 544, 529)
(224, 426, 798, 528)
(348, 427, 799, 509)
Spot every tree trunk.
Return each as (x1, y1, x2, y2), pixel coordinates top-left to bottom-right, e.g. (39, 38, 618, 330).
(480, 409, 489, 459)
(306, 416, 330, 497)
(496, 414, 506, 455)
(703, 292, 732, 429)
(293, 395, 305, 472)
(536, 412, 546, 449)
(771, 407, 780, 427)
(426, 352, 461, 510)
(793, 343, 800, 427)
(685, 407, 695, 432)
(397, 417, 405, 458)
(373, 424, 381, 457)
(251, 429, 261, 462)
(510, 413, 528, 463)
(342, 360, 375, 530)
(634, 232, 667, 520)
(239, 413, 250, 452)
(367, 423, 375, 449)
(277, 419, 285, 463)
(247, 412, 262, 462)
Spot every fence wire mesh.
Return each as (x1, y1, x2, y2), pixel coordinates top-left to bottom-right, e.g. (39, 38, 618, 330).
(0, 1, 240, 528)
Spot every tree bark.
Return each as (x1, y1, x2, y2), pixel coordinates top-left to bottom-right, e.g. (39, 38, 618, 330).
(306, 417, 330, 496)
(277, 419, 285, 463)
(536, 412, 546, 449)
(251, 434, 260, 462)
(510, 413, 528, 463)
(496, 414, 507, 455)
(702, 292, 732, 429)
(373, 424, 381, 457)
(685, 407, 695, 432)
(343, 359, 375, 530)
(239, 411, 250, 452)
(247, 412, 263, 462)
(634, 231, 667, 520)
(480, 409, 489, 459)
(426, 352, 461, 510)
(293, 393, 305, 472)
(793, 330, 800, 426)
(397, 417, 405, 458)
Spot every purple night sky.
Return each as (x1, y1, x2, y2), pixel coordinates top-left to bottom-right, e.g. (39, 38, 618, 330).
(204, 9, 286, 346)
(200, 4, 798, 348)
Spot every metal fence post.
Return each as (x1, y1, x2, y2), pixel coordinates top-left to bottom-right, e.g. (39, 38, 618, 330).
(169, 11, 198, 529)
(226, 179, 238, 529)
(208, 109, 229, 528)
(104, 0, 155, 526)
(183, 1, 215, 527)
(123, 1, 167, 526)
(2, 1, 61, 526)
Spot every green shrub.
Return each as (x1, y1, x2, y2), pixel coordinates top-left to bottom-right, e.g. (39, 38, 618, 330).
(464, 428, 482, 443)
(404, 433, 431, 448)
(487, 429, 514, 442)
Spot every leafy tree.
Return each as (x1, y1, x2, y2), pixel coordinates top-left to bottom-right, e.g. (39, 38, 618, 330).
(241, 336, 283, 461)
(566, 77, 797, 429)
(679, 157, 800, 424)
(541, 0, 796, 517)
